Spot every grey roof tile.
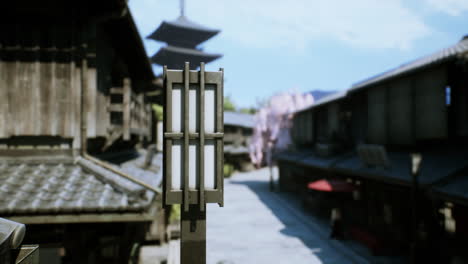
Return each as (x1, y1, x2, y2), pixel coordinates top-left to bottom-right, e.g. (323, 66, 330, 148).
(276, 150, 351, 170)
(223, 145, 249, 155)
(0, 154, 162, 216)
(224, 111, 255, 129)
(433, 174, 468, 205)
(333, 149, 468, 186)
(274, 149, 315, 164)
(120, 151, 164, 202)
(295, 91, 347, 114)
(277, 148, 468, 187)
(351, 38, 468, 91)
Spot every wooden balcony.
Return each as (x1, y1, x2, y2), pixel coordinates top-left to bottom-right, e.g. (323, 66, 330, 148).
(105, 78, 153, 149)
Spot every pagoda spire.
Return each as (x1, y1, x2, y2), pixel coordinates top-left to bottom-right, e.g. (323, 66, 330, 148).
(180, 0, 185, 16)
(147, 1, 222, 70)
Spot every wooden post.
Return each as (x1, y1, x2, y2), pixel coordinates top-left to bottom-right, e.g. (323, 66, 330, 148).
(410, 153, 422, 264)
(123, 78, 131, 140)
(269, 165, 275, 191)
(181, 205, 206, 264)
(80, 57, 88, 154)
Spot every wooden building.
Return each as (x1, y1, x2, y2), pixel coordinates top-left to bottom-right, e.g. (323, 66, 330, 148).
(0, 1, 166, 263)
(277, 35, 468, 261)
(223, 111, 254, 171)
(429, 169, 468, 263)
(0, 0, 157, 153)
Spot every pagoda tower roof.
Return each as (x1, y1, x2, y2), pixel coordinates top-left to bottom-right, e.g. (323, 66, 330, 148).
(148, 0, 222, 70)
(150, 46, 222, 70)
(147, 16, 220, 48)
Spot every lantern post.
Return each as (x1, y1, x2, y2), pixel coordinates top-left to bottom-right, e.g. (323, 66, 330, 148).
(163, 62, 224, 263)
(410, 153, 422, 264)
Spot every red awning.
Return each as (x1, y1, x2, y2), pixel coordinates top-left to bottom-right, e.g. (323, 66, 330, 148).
(307, 179, 357, 192)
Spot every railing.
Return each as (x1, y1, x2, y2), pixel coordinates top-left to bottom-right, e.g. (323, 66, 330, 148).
(107, 78, 152, 143)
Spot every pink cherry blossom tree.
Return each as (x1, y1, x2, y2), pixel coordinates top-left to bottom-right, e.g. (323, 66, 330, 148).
(249, 91, 314, 168)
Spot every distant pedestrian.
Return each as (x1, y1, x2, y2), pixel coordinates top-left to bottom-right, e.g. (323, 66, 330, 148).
(330, 208, 344, 240)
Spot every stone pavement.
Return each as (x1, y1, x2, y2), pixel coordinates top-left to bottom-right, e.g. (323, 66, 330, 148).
(206, 167, 367, 264)
(140, 167, 406, 264)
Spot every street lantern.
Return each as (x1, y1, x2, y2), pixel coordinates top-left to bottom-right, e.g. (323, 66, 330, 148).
(164, 62, 224, 263)
(163, 62, 224, 211)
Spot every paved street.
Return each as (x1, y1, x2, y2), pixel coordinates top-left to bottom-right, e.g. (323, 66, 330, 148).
(141, 167, 404, 264)
(206, 167, 367, 264)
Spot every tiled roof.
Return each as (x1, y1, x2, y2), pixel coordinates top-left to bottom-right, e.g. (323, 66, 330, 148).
(295, 91, 347, 114)
(289, 37, 468, 114)
(277, 148, 468, 187)
(147, 15, 220, 43)
(224, 111, 255, 129)
(0, 153, 162, 216)
(224, 145, 249, 155)
(275, 149, 350, 170)
(432, 173, 468, 205)
(333, 149, 468, 186)
(351, 37, 468, 91)
(274, 149, 315, 164)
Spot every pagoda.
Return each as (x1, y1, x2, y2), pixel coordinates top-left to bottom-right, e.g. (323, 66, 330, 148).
(148, 0, 222, 70)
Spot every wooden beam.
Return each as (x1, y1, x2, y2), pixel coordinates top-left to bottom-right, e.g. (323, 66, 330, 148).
(101, 126, 123, 151)
(108, 104, 124, 112)
(123, 78, 131, 140)
(0, 149, 73, 158)
(0, 60, 9, 137)
(80, 154, 162, 194)
(146, 90, 162, 97)
(72, 58, 82, 150)
(6, 210, 157, 225)
(110, 87, 123, 94)
(86, 67, 97, 137)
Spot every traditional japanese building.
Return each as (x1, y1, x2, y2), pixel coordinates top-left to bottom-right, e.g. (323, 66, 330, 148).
(147, 3, 222, 70)
(277, 35, 468, 262)
(224, 111, 255, 172)
(0, 1, 166, 263)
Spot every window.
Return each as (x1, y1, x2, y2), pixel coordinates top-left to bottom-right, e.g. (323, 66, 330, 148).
(446, 85, 451, 106)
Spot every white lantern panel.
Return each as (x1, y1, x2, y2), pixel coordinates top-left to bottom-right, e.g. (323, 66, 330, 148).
(204, 85, 216, 133)
(188, 140, 199, 189)
(171, 86, 182, 132)
(204, 140, 216, 189)
(171, 140, 182, 190)
(189, 86, 198, 133)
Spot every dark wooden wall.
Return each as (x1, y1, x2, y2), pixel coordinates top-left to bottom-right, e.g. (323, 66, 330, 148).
(366, 65, 448, 146)
(0, 22, 84, 145)
(0, 18, 153, 150)
(292, 110, 313, 146)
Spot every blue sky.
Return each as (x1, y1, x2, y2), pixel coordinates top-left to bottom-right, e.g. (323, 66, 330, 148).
(129, 0, 468, 108)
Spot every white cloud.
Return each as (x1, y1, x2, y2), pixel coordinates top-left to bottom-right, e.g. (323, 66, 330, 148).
(130, 0, 432, 52)
(188, 0, 431, 51)
(425, 0, 468, 16)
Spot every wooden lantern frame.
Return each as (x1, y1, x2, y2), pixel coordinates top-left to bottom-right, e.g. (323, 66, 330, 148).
(163, 62, 224, 211)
